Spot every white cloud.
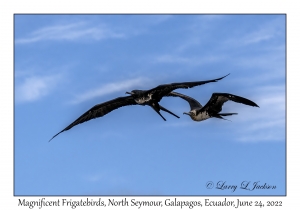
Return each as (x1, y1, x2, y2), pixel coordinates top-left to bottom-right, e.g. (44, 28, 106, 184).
(86, 173, 104, 182)
(15, 74, 61, 102)
(237, 131, 285, 142)
(15, 16, 173, 44)
(154, 54, 225, 66)
(170, 15, 225, 53)
(236, 25, 276, 46)
(223, 17, 284, 48)
(15, 21, 125, 44)
(69, 77, 150, 104)
(155, 54, 190, 64)
(243, 32, 273, 45)
(135, 14, 173, 26)
(233, 52, 285, 73)
(85, 170, 127, 186)
(234, 85, 285, 142)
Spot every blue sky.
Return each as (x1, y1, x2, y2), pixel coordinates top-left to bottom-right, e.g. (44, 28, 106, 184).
(14, 14, 285, 196)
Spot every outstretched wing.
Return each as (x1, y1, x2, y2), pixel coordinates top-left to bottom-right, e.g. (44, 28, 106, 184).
(166, 91, 203, 110)
(201, 93, 259, 114)
(49, 96, 137, 141)
(145, 74, 229, 102)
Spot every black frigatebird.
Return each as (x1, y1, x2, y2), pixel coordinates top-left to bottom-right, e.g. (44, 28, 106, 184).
(167, 91, 259, 121)
(49, 74, 229, 141)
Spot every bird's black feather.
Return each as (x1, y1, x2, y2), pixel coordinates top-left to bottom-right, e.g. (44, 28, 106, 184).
(201, 93, 259, 114)
(49, 96, 136, 141)
(167, 91, 203, 110)
(145, 74, 229, 102)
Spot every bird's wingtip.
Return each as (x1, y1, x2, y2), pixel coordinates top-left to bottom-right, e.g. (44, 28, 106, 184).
(251, 102, 259, 107)
(223, 73, 230, 78)
(216, 73, 230, 81)
(249, 103, 259, 108)
(49, 132, 61, 142)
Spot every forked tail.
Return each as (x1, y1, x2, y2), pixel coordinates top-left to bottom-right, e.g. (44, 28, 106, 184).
(213, 113, 238, 121)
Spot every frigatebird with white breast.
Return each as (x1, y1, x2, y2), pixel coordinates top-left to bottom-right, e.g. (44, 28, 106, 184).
(49, 74, 229, 141)
(167, 91, 259, 121)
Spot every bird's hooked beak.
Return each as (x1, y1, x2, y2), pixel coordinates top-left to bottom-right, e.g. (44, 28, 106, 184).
(183, 112, 191, 116)
(125, 91, 133, 95)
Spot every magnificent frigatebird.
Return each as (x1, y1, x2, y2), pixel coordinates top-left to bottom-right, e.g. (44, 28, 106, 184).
(167, 91, 259, 121)
(49, 74, 229, 141)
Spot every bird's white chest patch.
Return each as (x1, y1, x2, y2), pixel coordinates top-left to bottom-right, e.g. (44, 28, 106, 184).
(194, 111, 210, 121)
(135, 94, 152, 104)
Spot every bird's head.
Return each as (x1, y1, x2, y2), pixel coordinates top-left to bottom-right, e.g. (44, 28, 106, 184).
(125, 90, 144, 95)
(183, 112, 191, 116)
(125, 91, 133, 95)
(183, 110, 196, 117)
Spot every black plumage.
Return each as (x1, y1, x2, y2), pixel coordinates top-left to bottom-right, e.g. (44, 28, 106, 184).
(167, 91, 259, 121)
(49, 74, 229, 141)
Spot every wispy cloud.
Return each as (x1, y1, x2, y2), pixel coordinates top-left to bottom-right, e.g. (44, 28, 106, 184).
(171, 15, 226, 53)
(145, 15, 173, 25)
(15, 21, 125, 44)
(15, 15, 173, 44)
(233, 49, 285, 74)
(237, 131, 284, 142)
(84, 170, 127, 187)
(155, 54, 190, 64)
(234, 85, 285, 142)
(15, 74, 62, 102)
(86, 172, 104, 182)
(233, 26, 275, 46)
(154, 54, 225, 66)
(243, 31, 273, 45)
(69, 77, 150, 104)
(223, 17, 284, 48)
